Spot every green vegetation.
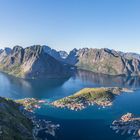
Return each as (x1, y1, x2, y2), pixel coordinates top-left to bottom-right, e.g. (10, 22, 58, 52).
(73, 88, 114, 99)
(58, 88, 115, 104)
(52, 87, 131, 110)
(0, 97, 33, 140)
(0, 64, 24, 78)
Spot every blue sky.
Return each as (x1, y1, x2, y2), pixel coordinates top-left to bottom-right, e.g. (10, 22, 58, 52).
(0, 0, 140, 53)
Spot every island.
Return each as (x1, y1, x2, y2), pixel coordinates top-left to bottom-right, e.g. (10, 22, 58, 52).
(111, 113, 140, 139)
(52, 87, 133, 111)
(0, 97, 59, 140)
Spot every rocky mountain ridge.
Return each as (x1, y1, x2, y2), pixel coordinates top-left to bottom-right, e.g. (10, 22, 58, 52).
(0, 45, 140, 78)
(0, 45, 71, 79)
(65, 48, 140, 76)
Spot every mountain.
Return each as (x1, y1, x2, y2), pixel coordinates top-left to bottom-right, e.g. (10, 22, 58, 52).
(65, 48, 78, 65)
(42, 45, 68, 61)
(0, 45, 140, 78)
(0, 47, 12, 62)
(65, 48, 140, 76)
(118, 51, 140, 60)
(0, 45, 71, 79)
(58, 51, 68, 59)
(0, 97, 33, 140)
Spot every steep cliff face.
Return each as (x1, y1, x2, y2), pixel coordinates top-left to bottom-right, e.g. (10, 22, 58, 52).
(65, 48, 79, 65)
(42, 45, 68, 61)
(58, 51, 68, 59)
(0, 97, 33, 140)
(66, 48, 140, 76)
(0, 45, 71, 79)
(118, 51, 140, 60)
(1, 45, 140, 77)
(0, 47, 12, 63)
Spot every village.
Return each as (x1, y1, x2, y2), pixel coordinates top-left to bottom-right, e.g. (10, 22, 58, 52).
(52, 97, 113, 111)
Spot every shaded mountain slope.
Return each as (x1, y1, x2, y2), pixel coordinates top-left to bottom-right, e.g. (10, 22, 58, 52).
(66, 48, 140, 76)
(0, 45, 71, 79)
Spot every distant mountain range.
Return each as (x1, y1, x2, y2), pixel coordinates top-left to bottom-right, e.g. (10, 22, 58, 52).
(0, 45, 140, 79)
(65, 48, 140, 76)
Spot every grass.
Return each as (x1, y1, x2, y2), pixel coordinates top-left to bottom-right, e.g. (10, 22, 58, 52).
(71, 88, 114, 100)
(56, 87, 116, 104)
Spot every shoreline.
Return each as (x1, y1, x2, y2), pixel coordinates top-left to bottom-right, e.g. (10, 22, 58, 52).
(111, 113, 140, 139)
(51, 87, 133, 111)
(17, 98, 60, 140)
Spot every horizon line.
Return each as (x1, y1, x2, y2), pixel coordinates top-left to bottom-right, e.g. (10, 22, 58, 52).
(0, 44, 140, 55)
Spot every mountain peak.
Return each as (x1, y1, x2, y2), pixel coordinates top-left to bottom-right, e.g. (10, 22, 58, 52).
(0, 45, 72, 79)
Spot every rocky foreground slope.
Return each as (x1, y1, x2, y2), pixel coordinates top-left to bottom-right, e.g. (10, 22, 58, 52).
(0, 97, 59, 140)
(0, 97, 33, 140)
(0, 45, 71, 79)
(66, 48, 140, 76)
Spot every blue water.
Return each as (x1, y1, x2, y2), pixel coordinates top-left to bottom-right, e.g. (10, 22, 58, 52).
(0, 70, 140, 140)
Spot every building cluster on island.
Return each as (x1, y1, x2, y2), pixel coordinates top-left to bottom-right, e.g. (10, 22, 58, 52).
(52, 98, 113, 111)
(111, 113, 140, 139)
(52, 87, 133, 111)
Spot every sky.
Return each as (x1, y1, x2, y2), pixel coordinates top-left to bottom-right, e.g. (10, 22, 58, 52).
(0, 0, 140, 53)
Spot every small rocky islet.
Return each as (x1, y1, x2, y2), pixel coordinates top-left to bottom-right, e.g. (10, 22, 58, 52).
(51, 87, 133, 111)
(111, 113, 140, 140)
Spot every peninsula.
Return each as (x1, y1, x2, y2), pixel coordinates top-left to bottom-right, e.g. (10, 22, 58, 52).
(52, 87, 133, 111)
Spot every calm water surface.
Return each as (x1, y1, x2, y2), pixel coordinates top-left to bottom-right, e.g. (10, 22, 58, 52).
(1, 70, 140, 140)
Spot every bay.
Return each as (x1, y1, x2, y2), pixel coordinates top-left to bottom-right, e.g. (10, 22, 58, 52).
(0, 70, 140, 140)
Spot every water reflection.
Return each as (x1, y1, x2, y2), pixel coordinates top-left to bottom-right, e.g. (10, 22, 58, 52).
(0, 72, 70, 99)
(74, 70, 140, 88)
(0, 70, 140, 99)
